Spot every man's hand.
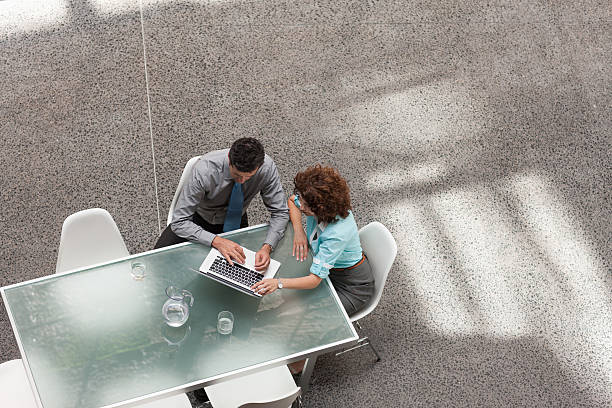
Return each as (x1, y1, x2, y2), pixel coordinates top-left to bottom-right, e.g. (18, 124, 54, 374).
(292, 230, 308, 262)
(254, 244, 272, 271)
(212, 236, 245, 265)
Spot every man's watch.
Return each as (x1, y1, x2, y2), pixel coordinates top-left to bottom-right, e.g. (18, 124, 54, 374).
(277, 278, 283, 289)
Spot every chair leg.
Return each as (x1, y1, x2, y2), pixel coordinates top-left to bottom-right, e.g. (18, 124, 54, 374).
(291, 394, 303, 408)
(366, 337, 381, 362)
(335, 336, 381, 361)
(335, 320, 381, 361)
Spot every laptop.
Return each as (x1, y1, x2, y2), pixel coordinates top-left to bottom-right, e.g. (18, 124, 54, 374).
(199, 246, 281, 297)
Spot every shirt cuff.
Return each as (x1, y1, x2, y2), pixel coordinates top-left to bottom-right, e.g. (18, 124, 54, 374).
(264, 228, 282, 249)
(310, 258, 332, 279)
(198, 230, 217, 247)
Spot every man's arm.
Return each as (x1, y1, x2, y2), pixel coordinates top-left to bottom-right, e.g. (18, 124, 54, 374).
(259, 160, 290, 249)
(170, 162, 217, 246)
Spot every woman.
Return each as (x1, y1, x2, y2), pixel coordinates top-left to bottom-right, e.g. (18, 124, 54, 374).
(251, 164, 375, 317)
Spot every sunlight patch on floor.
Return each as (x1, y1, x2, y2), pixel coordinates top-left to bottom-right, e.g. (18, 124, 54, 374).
(431, 184, 530, 337)
(0, 0, 67, 36)
(509, 172, 612, 390)
(385, 200, 476, 336)
(91, 0, 140, 15)
(378, 171, 611, 392)
(323, 83, 485, 155)
(366, 160, 446, 191)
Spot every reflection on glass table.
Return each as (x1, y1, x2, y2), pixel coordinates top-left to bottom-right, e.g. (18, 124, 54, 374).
(1, 224, 357, 408)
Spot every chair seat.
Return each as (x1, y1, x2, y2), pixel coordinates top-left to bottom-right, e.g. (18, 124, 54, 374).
(205, 365, 297, 408)
(0, 359, 38, 407)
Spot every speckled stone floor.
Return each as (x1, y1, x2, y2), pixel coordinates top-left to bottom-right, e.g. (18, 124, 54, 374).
(1, 1, 610, 407)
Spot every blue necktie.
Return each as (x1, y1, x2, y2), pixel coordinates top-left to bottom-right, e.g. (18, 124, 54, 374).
(223, 182, 244, 232)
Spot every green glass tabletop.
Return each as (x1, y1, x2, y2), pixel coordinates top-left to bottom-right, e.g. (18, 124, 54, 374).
(2, 225, 356, 408)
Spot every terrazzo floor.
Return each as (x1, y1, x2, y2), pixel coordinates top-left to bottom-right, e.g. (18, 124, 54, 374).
(1, 0, 611, 407)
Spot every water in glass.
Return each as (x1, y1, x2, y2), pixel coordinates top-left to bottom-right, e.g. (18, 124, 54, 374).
(217, 311, 234, 335)
(131, 262, 146, 280)
(164, 303, 188, 327)
(162, 286, 194, 327)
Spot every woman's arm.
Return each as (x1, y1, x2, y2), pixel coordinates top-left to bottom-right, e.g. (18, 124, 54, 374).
(288, 195, 304, 233)
(279, 274, 322, 290)
(251, 273, 322, 295)
(288, 195, 308, 261)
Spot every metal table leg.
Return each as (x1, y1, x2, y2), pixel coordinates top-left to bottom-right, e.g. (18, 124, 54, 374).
(297, 355, 318, 394)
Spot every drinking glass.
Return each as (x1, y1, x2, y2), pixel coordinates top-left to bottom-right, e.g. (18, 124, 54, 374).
(131, 262, 146, 280)
(217, 311, 234, 335)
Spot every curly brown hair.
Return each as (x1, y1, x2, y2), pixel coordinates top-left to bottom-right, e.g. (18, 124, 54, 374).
(294, 165, 352, 223)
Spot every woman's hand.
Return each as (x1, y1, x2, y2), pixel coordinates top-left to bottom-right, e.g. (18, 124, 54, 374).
(293, 230, 308, 261)
(251, 278, 279, 296)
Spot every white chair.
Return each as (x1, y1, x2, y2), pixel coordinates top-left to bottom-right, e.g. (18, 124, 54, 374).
(336, 221, 397, 361)
(167, 156, 201, 226)
(132, 393, 192, 408)
(56, 208, 130, 273)
(0, 359, 38, 407)
(238, 388, 301, 408)
(205, 365, 301, 408)
(0, 359, 191, 408)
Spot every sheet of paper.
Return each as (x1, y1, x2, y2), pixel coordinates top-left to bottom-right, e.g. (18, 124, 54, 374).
(240, 247, 281, 278)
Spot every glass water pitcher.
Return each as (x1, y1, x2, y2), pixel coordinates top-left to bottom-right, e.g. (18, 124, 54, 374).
(162, 285, 194, 327)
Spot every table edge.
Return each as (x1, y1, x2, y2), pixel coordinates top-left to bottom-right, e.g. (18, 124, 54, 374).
(1, 289, 45, 408)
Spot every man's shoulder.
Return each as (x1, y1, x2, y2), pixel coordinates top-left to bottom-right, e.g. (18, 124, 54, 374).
(197, 149, 228, 171)
(261, 153, 279, 172)
(201, 149, 229, 163)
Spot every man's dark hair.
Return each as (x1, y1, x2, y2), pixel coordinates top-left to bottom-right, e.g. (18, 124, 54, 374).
(228, 138, 265, 172)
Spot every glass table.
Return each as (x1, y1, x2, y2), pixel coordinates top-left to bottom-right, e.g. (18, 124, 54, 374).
(1, 224, 357, 408)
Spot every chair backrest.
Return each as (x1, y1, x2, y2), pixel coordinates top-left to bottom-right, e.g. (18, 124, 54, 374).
(238, 387, 301, 408)
(167, 156, 201, 226)
(350, 222, 397, 322)
(56, 208, 129, 274)
(0, 359, 38, 407)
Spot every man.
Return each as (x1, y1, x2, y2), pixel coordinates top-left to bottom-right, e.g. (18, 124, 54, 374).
(154, 138, 289, 270)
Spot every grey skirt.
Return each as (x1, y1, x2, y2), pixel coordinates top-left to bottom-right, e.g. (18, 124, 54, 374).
(329, 256, 375, 316)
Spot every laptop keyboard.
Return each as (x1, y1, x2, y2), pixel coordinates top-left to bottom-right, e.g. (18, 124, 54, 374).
(210, 256, 264, 288)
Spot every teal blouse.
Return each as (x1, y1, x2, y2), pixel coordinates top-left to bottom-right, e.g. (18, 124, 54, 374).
(294, 195, 363, 279)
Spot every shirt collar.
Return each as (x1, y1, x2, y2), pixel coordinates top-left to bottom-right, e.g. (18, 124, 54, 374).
(222, 154, 233, 181)
(223, 153, 264, 183)
(317, 220, 328, 232)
